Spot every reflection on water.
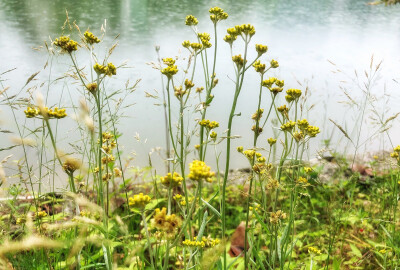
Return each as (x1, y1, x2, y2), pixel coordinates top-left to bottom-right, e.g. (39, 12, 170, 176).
(1, 0, 400, 186)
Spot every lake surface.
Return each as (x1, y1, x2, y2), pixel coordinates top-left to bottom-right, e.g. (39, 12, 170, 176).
(1, 0, 400, 187)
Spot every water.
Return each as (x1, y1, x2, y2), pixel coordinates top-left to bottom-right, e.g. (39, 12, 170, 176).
(1, 0, 400, 188)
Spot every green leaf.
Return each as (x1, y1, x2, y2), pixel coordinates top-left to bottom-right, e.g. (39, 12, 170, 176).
(349, 243, 362, 258)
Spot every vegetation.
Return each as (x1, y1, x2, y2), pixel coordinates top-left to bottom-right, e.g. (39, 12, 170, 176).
(0, 6, 399, 270)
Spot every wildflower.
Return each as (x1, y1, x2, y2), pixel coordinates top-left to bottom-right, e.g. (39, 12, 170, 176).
(62, 158, 81, 175)
(232, 54, 246, 68)
(84, 31, 100, 45)
(188, 160, 215, 183)
(196, 87, 204, 93)
(277, 105, 289, 114)
(296, 176, 310, 187)
(209, 7, 228, 23)
(293, 131, 304, 142)
(182, 40, 191, 48)
(173, 194, 182, 201)
(379, 249, 387, 254)
(240, 24, 256, 37)
(251, 125, 263, 134)
(390, 152, 399, 158)
(160, 172, 183, 187)
(304, 167, 313, 174)
(251, 108, 264, 121)
(129, 193, 151, 209)
(306, 125, 320, 137)
(101, 154, 115, 164)
(270, 59, 279, 68)
(308, 247, 322, 255)
(190, 43, 203, 51)
(257, 156, 266, 163)
(243, 149, 256, 159)
(16, 217, 26, 225)
(268, 138, 277, 146)
(174, 86, 186, 98)
(114, 167, 122, 177)
(105, 63, 117, 76)
(210, 131, 217, 139)
(24, 107, 39, 118)
(281, 121, 296, 132)
(195, 144, 200, 150)
(36, 211, 48, 219)
(266, 178, 279, 190)
(184, 79, 195, 90)
(253, 60, 266, 73)
(183, 236, 220, 248)
(185, 15, 199, 26)
(394, 145, 400, 152)
(237, 146, 244, 152)
(86, 82, 98, 94)
(198, 32, 212, 48)
(161, 65, 178, 78)
(286, 89, 302, 102)
(102, 173, 112, 181)
(152, 207, 181, 234)
(262, 77, 277, 88)
(199, 119, 219, 130)
(224, 34, 237, 45)
(162, 58, 175, 66)
(270, 210, 286, 224)
(297, 119, 309, 131)
(94, 63, 107, 74)
(255, 44, 268, 56)
(53, 36, 78, 53)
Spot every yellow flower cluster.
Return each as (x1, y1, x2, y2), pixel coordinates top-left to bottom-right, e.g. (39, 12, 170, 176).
(270, 59, 279, 68)
(270, 210, 286, 224)
(232, 54, 246, 68)
(293, 131, 304, 142)
(161, 57, 178, 78)
(174, 86, 186, 98)
(281, 121, 296, 132)
(152, 207, 181, 234)
(188, 160, 215, 183)
(53, 36, 78, 53)
(390, 145, 400, 161)
(209, 7, 228, 23)
(128, 193, 151, 209)
(251, 109, 264, 121)
(285, 88, 302, 102)
(198, 32, 212, 48)
(86, 82, 98, 94)
(297, 119, 309, 130)
(255, 44, 268, 55)
(262, 77, 284, 95)
(182, 236, 220, 248)
(210, 131, 217, 139)
(308, 246, 322, 255)
(296, 176, 310, 187)
(277, 104, 289, 115)
(251, 125, 263, 134)
(101, 132, 117, 152)
(306, 125, 320, 137)
(114, 167, 122, 177)
(184, 79, 195, 89)
(185, 15, 198, 26)
(173, 194, 194, 206)
(224, 24, 256, 45)
(84, 31, 100, 45)
(93, 63, 117, 76)
(268, 138, 277, 146)
(24, 106, 67, 119)
(160, 172, 183, 187)
(304, 167, 313, 174)
(36, 210, 48, 219)
(191, 43, 203, 51)
(199, 119, 219, 130)
(253, 60, 265, 73)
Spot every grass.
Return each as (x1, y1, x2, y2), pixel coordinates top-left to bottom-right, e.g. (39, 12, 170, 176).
(0, 6, 399, 270)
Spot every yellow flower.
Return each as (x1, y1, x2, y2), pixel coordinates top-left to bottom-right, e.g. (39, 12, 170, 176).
(160, 172, 183, 187)
(182, 40, 191, 48)
(114, 167, 122, 177)
(281, 121, 296, 132)
(128, 193, 151, 209)
(286, 89, 302, 102)
(209, 7, 228, 23)
(152, 207, 181, 234)
(198, 32, 212, 48)
(190, 43, 203, 51)
(188, 160, 215, 183)
(253, 60, 265, 73)
(210, 131, 217, 139)
(304, 167, 313, 174)
(223, 34, 237, 45)
(184, 79, 195, 89)
(297, 119, 309, 131)
(237, 146, 244, 152)
(296, 176, 310, 187)
(53, 36, 78, 53)
(240, 24, 256, 37)
(268, 138, 277, 146)
(161, 65, 178, 78)
(162, 58, 175, 66)
(84, 31, 100, 45)
(185, 15, 198, 26)
(270, 59, 279, 68)
(308, 246, 322, 255)
(232, 54, 245, 67)
(24, 107, 39, 118)
(199, 119, 219, 130)
(251, 108, 264, 121)
(306, 125, 320, 137)
(86, 82, 98, 94)
(255, 44, 268, 55)
(36, 211, 48, 219)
